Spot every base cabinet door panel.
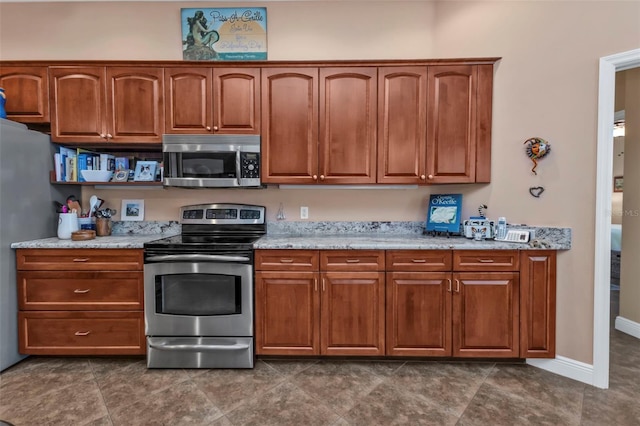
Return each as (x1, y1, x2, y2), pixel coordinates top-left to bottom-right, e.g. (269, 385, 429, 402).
(520, 250, 556, 358)
(386, 272, 451, 356)
(321, 271, 385, 355)
(453, 272, 519, 357)
(255, 271, 320, 355)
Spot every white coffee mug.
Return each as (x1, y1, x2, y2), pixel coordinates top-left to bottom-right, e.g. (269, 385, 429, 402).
(57, 212, 79, 239)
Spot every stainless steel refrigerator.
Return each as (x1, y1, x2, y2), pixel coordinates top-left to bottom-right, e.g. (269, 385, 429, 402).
(0, 118, 69, 371)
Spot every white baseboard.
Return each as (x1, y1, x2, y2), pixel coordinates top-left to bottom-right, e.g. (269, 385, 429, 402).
(527, 355, 594, 386)
(615, 316, 640, 339)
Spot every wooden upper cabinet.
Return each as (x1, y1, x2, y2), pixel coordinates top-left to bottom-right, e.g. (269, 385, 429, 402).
(50, 66, 107, 143)
(0, 66, 49, 123)
(49, 66, 163, 145)
(425, 64, 493, 184)
(319, 67, 377, 184)
(426, 65, 477, 183)
(377, 67, 427, 184)
(164, 67, 260, 134)
(261, 68, 319, 184)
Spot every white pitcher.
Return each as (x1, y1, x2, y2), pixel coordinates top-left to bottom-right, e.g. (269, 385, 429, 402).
(57, 212, 79, 239)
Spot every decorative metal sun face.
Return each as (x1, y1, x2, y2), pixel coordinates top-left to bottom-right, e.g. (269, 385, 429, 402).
(524, 137, 551, 175)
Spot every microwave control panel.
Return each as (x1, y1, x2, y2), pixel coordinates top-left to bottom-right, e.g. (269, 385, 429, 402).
(240, 152, 260, 179)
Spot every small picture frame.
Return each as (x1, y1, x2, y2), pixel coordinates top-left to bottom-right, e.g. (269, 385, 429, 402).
(134, 161, 158, 182)
(121, 199, 144, 221)
(111, 169, 130, 182)
(614, 176, 623, 192)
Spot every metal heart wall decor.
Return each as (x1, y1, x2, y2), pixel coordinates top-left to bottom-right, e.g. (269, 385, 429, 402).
(529, 186, 545, 198)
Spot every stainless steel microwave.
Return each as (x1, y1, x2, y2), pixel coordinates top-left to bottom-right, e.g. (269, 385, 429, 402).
(162, 134, 261, 188)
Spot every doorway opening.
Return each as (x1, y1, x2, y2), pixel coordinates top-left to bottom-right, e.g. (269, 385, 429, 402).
(593, 48, 640, 389)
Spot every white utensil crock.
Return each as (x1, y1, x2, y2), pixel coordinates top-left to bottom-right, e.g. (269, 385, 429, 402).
(57, 212, 79, 239)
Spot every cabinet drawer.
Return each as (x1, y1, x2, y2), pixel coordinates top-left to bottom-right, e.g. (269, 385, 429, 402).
(255, 250, 319, 271)
(453, 250, 519, 271)
(386, 250, 452, 272)
(18, 311, 145, 355)
(16, 249, 143, 271)
(18, 271, 143, 310)
(320, 250, 384, 271)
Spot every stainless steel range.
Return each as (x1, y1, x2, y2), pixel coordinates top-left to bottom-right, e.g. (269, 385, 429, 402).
(143, 203, 266, 369)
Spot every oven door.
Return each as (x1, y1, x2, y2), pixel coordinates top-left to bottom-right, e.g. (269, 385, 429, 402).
(144, 258, 253, 337)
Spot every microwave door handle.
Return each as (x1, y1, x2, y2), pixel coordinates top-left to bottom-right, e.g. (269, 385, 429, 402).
(145, 254, 250, 263)
(236, 150, 242, 185)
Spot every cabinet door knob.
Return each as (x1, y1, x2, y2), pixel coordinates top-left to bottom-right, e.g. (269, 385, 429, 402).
(312, 175, 318, 180)
(213, 126, 219, 131)
(320, 175, 325, 181)
(428, 174, 434, 180)
(420, 175, 426, 180)
(100, 133, 106, 139)
(106, 133, 113, 139)
(206, 126, 212, 131)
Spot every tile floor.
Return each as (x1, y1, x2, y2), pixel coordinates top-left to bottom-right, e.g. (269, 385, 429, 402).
(1, 289, 638, 426)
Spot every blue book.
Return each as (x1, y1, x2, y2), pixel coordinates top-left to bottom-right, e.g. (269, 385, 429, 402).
(425, 194, 463, 234)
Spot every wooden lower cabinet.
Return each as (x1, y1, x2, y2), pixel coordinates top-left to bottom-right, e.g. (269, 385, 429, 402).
(256, 248, 555, 360)
(255, 250, 385, 355)
(453, 272, 519, 358)
(16, 248, 145, 355)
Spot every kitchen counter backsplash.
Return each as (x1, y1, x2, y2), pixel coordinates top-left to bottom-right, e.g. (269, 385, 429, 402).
(113, 220, 180, 235)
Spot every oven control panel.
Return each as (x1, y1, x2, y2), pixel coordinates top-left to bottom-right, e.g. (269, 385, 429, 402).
(180, 203, 265, 225)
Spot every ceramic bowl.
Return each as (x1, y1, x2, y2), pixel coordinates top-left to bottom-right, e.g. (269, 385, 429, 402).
(80, 170, 114, 182)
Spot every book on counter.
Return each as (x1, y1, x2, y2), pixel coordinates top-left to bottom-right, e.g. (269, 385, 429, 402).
(425, 193, 463, 235)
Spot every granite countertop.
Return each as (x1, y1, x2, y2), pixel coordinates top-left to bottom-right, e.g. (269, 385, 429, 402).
(254, 233, 569, 250)
(10, 233, 175, 249)
(10, 221, 571, 250)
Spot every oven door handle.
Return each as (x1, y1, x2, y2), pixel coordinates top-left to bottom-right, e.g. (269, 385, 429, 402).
(145, 254, 250, 263)
(149, 342, 251, 351)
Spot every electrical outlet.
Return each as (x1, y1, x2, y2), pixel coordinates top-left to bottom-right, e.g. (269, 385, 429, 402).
(300, 206, 309, 219)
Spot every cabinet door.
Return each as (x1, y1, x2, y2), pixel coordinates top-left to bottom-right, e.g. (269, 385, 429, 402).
(426, 65, 477, 183)
(213, 68, 260, 134)
(386, 272, 452, 356)
(255, 271, 320, 355)
(106, 67, 164, 144)
(520, 250, 556, 358)
(319, 67, 377, 184)
(0, 66, 49, 122)
(321, 271, 385, 355)
(164, 67, 212, 134)
(453, 272, 519, 357)
(261, 68, 319, 183)
(49, 66, 108, 143)
(377, 67, 427, 184)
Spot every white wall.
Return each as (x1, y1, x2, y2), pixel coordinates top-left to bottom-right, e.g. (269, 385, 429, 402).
(1, 0, 640, 364)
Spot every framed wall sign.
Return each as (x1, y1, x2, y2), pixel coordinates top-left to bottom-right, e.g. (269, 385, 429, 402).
(181, 8, 267, 61)
(121, 199, 144, 221)
(614, 176, 623, 192)
(134, 161, 158, 182)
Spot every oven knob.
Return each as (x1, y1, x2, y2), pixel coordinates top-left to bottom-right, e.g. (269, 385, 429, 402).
(248, 164, 255, 171)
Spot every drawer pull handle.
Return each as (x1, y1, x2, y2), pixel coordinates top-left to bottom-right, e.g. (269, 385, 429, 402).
(411, 259, 427, 263)
(478, 259, 495, 263)
(74, 331, 91, 336)
(279, 259, 294, 263)
(345, 259, 360, 263)
(73, 258, 90, 262)
(73, 289, 90, 294)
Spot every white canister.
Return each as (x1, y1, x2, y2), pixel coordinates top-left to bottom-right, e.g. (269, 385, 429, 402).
(57, 212, 79, 239)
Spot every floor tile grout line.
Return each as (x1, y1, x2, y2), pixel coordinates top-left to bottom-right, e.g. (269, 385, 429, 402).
(455, 362, 497, 424)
